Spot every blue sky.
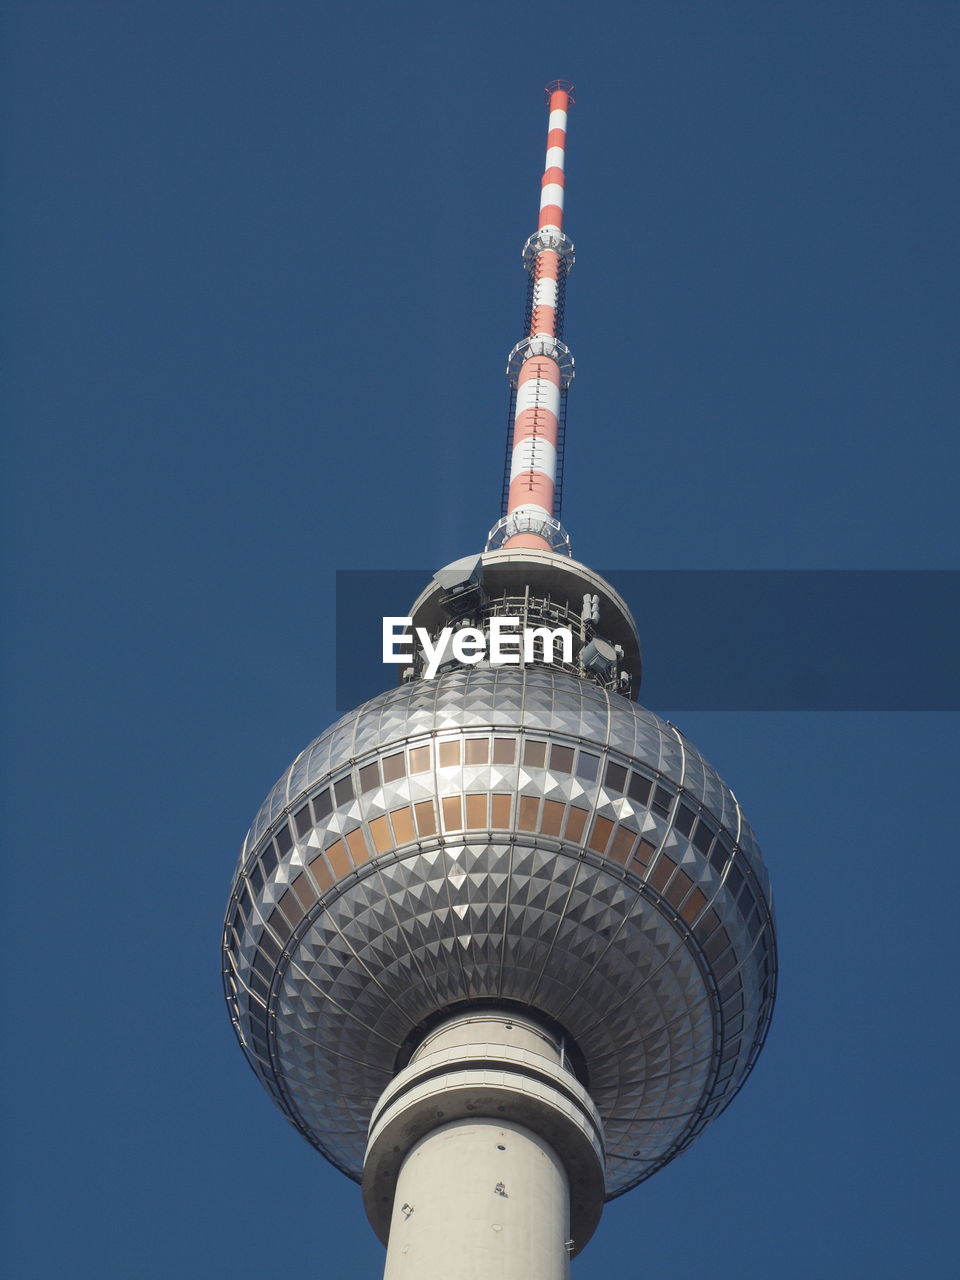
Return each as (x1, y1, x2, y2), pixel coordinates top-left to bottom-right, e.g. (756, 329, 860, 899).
(3, 2, 958, 1277)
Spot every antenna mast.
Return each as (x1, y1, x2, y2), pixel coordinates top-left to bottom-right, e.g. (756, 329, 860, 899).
(488, 81, 576, 556)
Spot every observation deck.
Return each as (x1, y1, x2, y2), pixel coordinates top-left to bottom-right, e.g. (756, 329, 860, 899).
(405, 550, 643, 695)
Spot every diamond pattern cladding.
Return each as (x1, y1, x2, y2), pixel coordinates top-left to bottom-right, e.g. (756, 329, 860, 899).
(224, 667, 777, 1198)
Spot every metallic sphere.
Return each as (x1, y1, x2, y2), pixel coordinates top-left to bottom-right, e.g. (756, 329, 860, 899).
(223, 666, 776, 1197)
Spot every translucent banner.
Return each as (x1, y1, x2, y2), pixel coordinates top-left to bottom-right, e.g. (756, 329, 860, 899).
(335, 570, 960, 712)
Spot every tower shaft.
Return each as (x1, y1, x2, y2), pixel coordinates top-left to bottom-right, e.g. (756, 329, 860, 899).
(363, 1012, 604, 1278)
(382, 1121, 570, 1280)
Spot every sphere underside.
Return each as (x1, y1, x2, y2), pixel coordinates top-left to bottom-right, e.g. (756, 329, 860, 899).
(223, 668, 776, 1198)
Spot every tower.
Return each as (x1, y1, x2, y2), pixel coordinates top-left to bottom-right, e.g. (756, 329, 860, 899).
(222, 83, 777, 1279)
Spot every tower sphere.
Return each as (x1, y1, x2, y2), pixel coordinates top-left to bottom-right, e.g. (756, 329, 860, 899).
(223, 650, 776, 1198)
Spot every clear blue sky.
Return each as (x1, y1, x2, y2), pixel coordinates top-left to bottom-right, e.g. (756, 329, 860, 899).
(2, 3, 958, 1277)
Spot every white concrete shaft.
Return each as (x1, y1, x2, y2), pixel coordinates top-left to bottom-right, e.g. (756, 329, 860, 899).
(382, 1118, 570, 1280)
(363, 1010, 605, 1268)
(412, 1012, 563, 1064)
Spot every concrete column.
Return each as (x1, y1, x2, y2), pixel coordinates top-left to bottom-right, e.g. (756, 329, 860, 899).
(363, 1011, 605, 1280)
(383, 1118, 570, 1280)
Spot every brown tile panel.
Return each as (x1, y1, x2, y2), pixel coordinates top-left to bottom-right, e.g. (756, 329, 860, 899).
(345, 828, 369, 865)
(680, 886, 708, 924)
(648, 855, 677, 894)
(308, 854, 334, 892)
(491, 793, 513, 827)
(465, 793, 487, 829)
(369, 815, 392, 853)
(518, 795, 540, 831)
(665, 869, 694, 911)
(276, 889, 300, 930)
(564, 807, 588, 842)
(389, 806, 415, 845)
(326, 841, 350, 879)
(588, 815, 615, 854)
(609, 826, 636, 865)
(631, 839, 656, 871)
(381, 750, 405, 782)
(259, 931, 281, 964)
(266, 906, 293, 948)
(541, 799, 565, 836)
(359, 761, 380, 793)
(414, 800, 437, 837)
(441, 795, 463, 831)
(291, 874, 315, 912)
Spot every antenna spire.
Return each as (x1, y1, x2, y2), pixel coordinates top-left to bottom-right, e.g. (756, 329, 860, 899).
(488, 81, 576, 556)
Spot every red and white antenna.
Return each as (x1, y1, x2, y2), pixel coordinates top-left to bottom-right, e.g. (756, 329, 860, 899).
(488, 81, 576, 556)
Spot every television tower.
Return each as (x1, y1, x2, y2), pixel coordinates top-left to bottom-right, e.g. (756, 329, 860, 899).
(223, 82, 777, 1280)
